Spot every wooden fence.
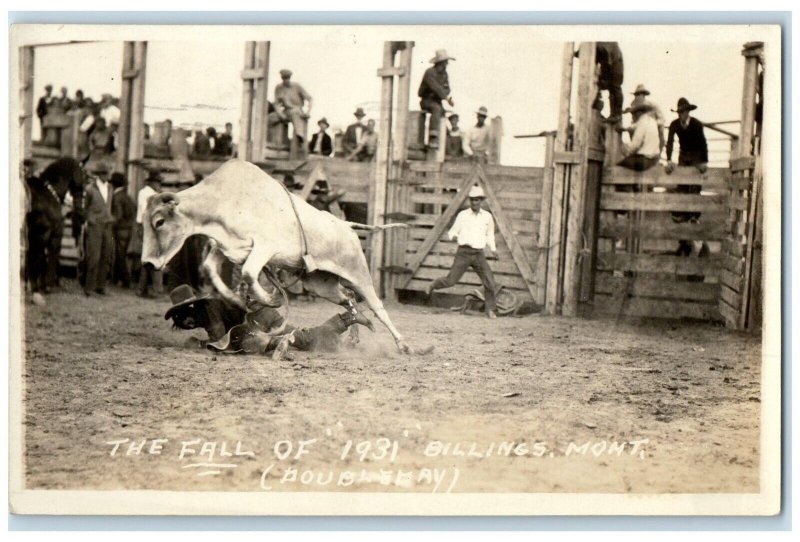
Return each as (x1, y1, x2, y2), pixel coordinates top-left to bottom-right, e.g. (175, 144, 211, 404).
(384, 161, 544, 304)
(592, 165, 730, 321)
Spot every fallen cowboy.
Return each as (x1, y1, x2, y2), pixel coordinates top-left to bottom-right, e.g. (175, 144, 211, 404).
(142, 159, 423, 354)
(165, 283, 375, 360)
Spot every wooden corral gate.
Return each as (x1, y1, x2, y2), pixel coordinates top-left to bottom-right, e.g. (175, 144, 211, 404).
(592, 166, 731, 321)
(382, 161, 543, 305)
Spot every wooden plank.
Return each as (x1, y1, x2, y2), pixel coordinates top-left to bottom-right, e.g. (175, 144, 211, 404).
(544, 42, 575, 315)
(536, 133, 556, 305)
(720, 284, 742, 309)
(603, 166, 729, 187)
(593, 295, 722, 321)
(251, 42, 271, 163)
(596, 253, 720, 275)
(723, 238, 745, 258)
(720, 268, 744, 292)
(478, 167, 538, 299)
(19, 46, 34, 162)
(595, 274, 720, 302)
(115, 42, 135, 175)
(729, 194, 750, 211)
(600, 192, 726, 212)
(369, 42, 396, 294)
(416, 253, 528, 276)
(126, 42, 148, 197)
(719, 299, 741, 328)
(414, 266, 530, 290)
(553, 150, 580, 164)
(598, 214, 728, 240)
(721, 253, 745, 275)
(562, 41, 597, 317)
(401, 170, 479, 288)
(238, 42, 256, 162)
(405, 279, 533, 301)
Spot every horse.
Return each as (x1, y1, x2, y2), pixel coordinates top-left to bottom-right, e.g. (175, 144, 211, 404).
(25, 157, 87, 300)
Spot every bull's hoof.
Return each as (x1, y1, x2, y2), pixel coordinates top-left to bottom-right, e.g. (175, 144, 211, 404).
(397, 341, 412, 354)
(31, 293, 46, 306)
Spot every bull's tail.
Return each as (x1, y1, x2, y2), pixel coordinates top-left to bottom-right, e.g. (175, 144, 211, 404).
(347, 222, 408, 232)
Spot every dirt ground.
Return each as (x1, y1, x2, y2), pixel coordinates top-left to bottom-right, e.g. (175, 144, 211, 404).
(21, 279, 762, 494)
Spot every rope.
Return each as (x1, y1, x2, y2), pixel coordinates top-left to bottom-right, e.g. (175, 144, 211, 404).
(278, 182, 310, 262)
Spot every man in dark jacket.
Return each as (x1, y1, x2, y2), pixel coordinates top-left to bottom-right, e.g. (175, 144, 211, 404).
(111, 172, 136, 288)
(308, 117, 333, 156)
(83, 165, 115, 296)
(342, 107, 367, 156)
(665, 97, 709, 257)
(418, 49, 455, 149)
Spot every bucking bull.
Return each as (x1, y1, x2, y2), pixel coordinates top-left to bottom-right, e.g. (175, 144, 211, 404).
(142, 159, 423, 355)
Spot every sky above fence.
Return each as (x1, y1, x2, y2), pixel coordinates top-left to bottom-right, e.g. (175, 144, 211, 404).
(31, 29, 746, 167)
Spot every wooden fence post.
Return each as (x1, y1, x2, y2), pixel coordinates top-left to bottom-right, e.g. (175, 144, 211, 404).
(126, 42, 147, 200)
(20, 46, 35, 165)
(562, 41, 597, 317)
(116, 42, 135, 175)
(369, 42, 397, 295)
(536, 132, 556, 306)
(250, 42, 271, 163)
(545, 42, 575, 315)
(239, 42, 256, 162)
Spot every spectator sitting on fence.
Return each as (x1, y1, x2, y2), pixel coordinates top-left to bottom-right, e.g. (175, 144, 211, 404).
(617, 102, 660, 171)
(346, 119, 378, 162)
(665, 97, 710, 258)
(53, 86, 72, 112)
(418, 49, 455, 150)
(445, 113, 465, 160)
(425, 185, 498, 320)
(274, 69, 312, 147)
(629, 84, 666, 151)
(205, 127, 218, 154)
(99, 94, 121, 131)
(587, 42, 624, 123)
(213, 123, 234, 156)
(308, 178, 346, 214)
(193, 125, 211, 157)
(309, 117, 333, 157)
(464, 106, 492, 164)
(36, 84, 53, 141)
(343, 107, 367, 156)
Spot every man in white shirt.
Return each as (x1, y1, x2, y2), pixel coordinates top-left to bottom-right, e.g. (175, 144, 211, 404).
(425, 185, 499, 319)
(617, 102, 661, 171)
(135, 170, 164, 297)
(630, 84, 666, 150)
(463, 106, 492, 164)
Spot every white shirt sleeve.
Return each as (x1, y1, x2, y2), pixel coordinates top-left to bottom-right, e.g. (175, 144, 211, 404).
(486, 213, 497, 253)
(462, 129, 474, 156)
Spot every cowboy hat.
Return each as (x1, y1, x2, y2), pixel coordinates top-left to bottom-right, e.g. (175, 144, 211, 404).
(468, 185, 486, 199)
(672, 97, 698, 113)
(90, 163, 110, 175)
(164, 284, 211, 320)
(631, 84, 651, 96)
(317, 117, 330, 128)
(353, 107, 366, 118)
(430, 49, 455, 64)
(279, 69, 293, 78)
(476, 106, 488, 117)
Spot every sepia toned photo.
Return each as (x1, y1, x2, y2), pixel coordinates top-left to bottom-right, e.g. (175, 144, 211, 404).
(8, 23, 781, 516)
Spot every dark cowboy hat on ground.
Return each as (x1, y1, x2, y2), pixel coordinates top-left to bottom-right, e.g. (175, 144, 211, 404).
(672, 97, 698, 113)
(164, 284, 211, 320)
(207, 305, 286, 354)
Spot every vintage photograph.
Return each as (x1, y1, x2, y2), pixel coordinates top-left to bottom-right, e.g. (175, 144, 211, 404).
(9, 23, 781, 515)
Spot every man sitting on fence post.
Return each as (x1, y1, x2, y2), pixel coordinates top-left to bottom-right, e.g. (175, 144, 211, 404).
(665, 97, 710, 258)
(418, 49, 455, 150)
(425, 185, 498, 319)
(274, 69, 312, 148)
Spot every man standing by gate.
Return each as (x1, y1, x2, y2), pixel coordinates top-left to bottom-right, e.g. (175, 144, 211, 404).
(426, 185, 498, 319)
